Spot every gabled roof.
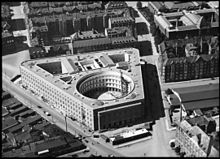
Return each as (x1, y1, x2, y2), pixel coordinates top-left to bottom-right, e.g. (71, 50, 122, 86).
(173, 83, 219, 103)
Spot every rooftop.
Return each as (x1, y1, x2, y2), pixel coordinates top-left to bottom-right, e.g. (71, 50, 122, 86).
(20, 48, 144, 109)
(2, 116, 19, 131)
(2, 107, 9, 117)
(73, 37, 112, 48)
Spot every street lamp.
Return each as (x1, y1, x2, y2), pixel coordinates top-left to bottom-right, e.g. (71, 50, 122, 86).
(65, 113, 68, 132)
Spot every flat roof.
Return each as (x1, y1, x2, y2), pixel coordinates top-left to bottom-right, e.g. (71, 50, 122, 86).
(8, 124, 24, 133)
(20, 48, 145, 110)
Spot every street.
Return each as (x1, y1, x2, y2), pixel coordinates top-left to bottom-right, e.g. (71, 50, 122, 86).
(126, 2, 158, 56)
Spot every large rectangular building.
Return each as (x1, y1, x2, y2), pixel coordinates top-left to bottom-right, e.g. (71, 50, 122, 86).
(20, 48, 147, 131)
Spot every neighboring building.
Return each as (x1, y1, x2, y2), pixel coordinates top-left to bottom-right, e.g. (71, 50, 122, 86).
(20, 48, 149, 131)
(2, 116, 19, 131)
(154, 9, 219, 40)
(148, 1, 209, 15)
(159, 53, 219, 83)
(175, 118, 219, 157)
(1, 3, 12, 20)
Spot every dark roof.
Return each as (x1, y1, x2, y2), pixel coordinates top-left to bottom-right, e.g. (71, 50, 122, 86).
(183, 98, 219, 111)
(99, 54, 115, 66)
(168, 94, 181, 106)
(2, 116, 19, 131)
(23, 115, 42, 125)
(8, 124, 24, 133)
(106, 1, 128, 10)
(1, 4, 11, 19)
(7, 102, 23, 110)
(32, 136, 67, 152)
(2, 107, 9, 116)
(110, 17, 134, 24)
(186, 116, 209, 127)
(111, 36, 136, 44)
(19, 109, 35, 117)
(10, 105, 29, 116)
(2, 98, 20, 108)
(15, 130, 32, 142)
(73, 37, 111, 48)
(173, 84, 219, 103)
(149, 2, 164, 11)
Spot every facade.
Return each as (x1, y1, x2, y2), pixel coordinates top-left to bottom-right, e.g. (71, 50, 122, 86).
(20, 48, 148, 131)
(159, 53, 219, 83)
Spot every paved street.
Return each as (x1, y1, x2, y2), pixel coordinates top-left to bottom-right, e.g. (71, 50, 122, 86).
(117, 118, 177, 157)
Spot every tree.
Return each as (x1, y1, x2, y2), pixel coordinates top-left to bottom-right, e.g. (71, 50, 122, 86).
(175, 146, 181, 154)
(136, 1, 142, 9)
(165, 88, 173, 95)
(170, 141, 175, 148)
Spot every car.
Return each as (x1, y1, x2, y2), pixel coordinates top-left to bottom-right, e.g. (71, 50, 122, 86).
(85, 139, 89, 143)
(37, 105, 42, 109)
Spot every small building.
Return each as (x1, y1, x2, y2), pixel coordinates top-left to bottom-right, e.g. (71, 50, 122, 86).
(2, 91, 11, 100)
